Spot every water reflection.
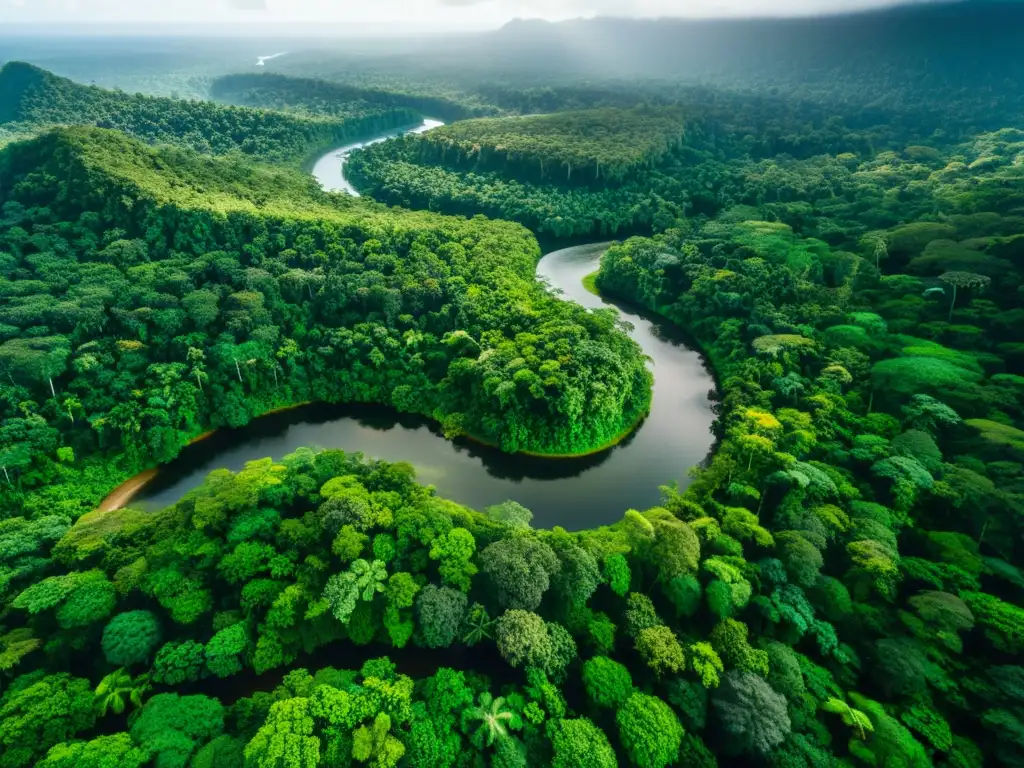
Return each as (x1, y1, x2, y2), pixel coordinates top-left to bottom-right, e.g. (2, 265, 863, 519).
(135, 246, 716, 530)
(139, 401, 617, 505)
(131, 144, 718, 530)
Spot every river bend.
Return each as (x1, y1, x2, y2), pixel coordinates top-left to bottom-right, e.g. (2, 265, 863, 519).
(129, 121, 716, 529)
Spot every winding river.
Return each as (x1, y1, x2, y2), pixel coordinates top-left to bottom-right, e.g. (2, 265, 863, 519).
(311, 119, 444, 196)
(126, 121, 716, 529)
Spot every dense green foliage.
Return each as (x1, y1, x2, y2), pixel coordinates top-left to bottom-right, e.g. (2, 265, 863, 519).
(399, 108, 685, 184)
(210, 73, 490, 124)
(348, 85, 965, 239)
(2, 3, 1024, 765)
(346, 148, 681, 239)
(0, 62, 421, 166)
(0, 126, 650, 518)
(346, 108, 698, 239)
(586, 147, 1024, 763)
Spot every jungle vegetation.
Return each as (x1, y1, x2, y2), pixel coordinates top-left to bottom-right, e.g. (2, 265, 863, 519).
(0, 3, 1023, 767)
(344, 91, 1024, 240)
(0, 126, 651, 520)
(0, 62, 421, 166)
(209, 73, 493, 125)
(400, 109, 686, 184)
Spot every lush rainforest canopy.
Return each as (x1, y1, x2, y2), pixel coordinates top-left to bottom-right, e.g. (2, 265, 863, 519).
(0, 3, 1022, 767)
(0, 125, 651, 519)
(209, 73, 492, 125)
(0, 62, 420, 166)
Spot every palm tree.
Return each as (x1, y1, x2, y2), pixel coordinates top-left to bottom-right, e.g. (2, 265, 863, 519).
(871, 236, 888, 271)
(95, 668, 150, 716)
(464, 692, 519, 748)
(462, 603, 495, 646)
(938, 271, 991, 322)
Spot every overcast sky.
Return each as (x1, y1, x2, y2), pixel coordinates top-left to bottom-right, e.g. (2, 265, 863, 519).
(0, 0, 939, 29)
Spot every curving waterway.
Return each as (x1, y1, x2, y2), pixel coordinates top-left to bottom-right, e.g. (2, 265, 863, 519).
(311, 119, 444, 196)
(256, 52, 287, 67)
(125, 120, 716, 529)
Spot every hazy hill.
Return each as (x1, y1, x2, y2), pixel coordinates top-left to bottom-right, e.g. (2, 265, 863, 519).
(256, 2, 1024, 137)
(0, 125, 390, 222)
(0, 61, 420, 164)
(478, 2, 1020, 81)
(210, 72, 492, 123)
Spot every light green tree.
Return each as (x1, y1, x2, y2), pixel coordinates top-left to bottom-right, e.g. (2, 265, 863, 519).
(821, 697, 874, 740)
(244, 697, 319, 768)
(323, 559, 387, 624)
(463, 692, 520, 748)
(94, 668, 150, 716)
(353, 712, 405, 768)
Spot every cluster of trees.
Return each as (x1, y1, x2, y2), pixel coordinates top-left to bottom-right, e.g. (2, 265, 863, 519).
(588, 199, 1023, 764)
(209, 73, 492, 124)
(346, 100, 1024, 249)
(0, 126, 652, 519)
(1, 8, 1023, 764)
(0, 62, 422, 166)
(343, 108, 693, 238)
(400, 108, 686, 184)
(0, 449, 729, 767)
(344, 153, 687, 240)
(343, 86, 978, 240)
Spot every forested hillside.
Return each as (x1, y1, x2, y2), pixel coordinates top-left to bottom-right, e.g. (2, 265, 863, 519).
(210, 73, 491, 124)
(0, 62, 421, 165)
(0, 3, 1023, 767)
(346, 108, 690, 238)
(341, 95, 879, 239)
(346, 83, 1024, 240)
(408, 109, 685, 183)
(0, 127, 651, 519)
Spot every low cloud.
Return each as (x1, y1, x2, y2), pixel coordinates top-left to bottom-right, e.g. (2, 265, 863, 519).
(0, 0, 954, 26)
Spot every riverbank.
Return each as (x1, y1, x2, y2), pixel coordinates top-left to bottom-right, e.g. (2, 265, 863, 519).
(95, 384, 648, 514)
(310, 117, 444, 194)
(92, 247, 713, 529)
(97, 401, 320, 512)
(297, 115, 424, 176)
(463, 405, 650, 460)
(90, 126, 715, 528)
(98, 469, 158, 512)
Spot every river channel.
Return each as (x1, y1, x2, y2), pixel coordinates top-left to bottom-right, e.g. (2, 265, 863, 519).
(129, 120, 717, 529)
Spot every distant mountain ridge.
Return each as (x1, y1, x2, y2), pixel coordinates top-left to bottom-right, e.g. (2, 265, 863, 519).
(462, 1, 1023, 80)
